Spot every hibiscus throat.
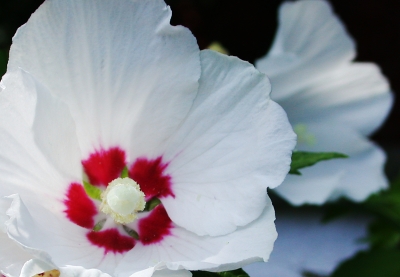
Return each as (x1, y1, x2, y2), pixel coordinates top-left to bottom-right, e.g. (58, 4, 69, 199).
(63, 147, 174, 254)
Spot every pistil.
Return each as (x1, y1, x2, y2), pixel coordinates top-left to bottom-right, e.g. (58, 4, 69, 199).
(100, 177, 146, 224)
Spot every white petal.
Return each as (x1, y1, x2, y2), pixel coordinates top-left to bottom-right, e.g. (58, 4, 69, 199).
(31, 70, 82, 180)
(162, 50, 296, 236)
(59, 266, 112, 277)
(0, 70, 36, 126)
(20, 262, 114, 277)
(256, 0, 355, 100)
(243, 210, 369, 277)
(279, 63, 393, 136)
(1, 69, 81, 181)
(0, 197, 33, 277)
(203, 196, 277, 271)
(130, 265, 191, 277)
(9, 0, 201, 158)
(117, 225, 223, 274)
(20, 259, 57, 277)
(0, 70, 74, 204)
(275, 123, 387, 204)
(149, 268, 191, 277)
(5, 195, 62, 267)
(0, 234, 37, 277)
(0, 196, 11, 232)
(120, 196, 277, 273)
(5, 195, 123, 276)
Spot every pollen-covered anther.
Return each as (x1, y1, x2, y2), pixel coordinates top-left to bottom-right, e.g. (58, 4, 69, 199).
(100, 177, 146, 224)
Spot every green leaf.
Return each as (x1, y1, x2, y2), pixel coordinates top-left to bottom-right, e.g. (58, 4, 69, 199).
(217, 270, 249, 277)
(357, 175, 400, 250)
(290, 151, 348, 175)
(191, 269, 249, 277)
(362, 175, 400, 230)
(83, 181, 102, 201)
(331, 249, 400, 277)
(365, 219, 400, 249)
(121, 166, 129, 178)
(322, 174, 400, 254)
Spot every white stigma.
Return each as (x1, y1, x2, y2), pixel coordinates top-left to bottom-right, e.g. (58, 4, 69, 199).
(100, 177, 146, 224)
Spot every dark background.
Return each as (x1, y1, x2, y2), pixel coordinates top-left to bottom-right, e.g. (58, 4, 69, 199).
(0, 0, 398, 145)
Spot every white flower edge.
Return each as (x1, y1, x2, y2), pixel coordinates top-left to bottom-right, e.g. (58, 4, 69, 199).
(243, 209, 369, 277)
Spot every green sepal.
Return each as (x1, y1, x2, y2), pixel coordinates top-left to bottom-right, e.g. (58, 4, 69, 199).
(83, 181, 102, 201)
(123, 225, 140, 240)
(191, 269, 249, 277)
(93, 219, 106, 232)
(143, 198, 161, 212)
(121, 166, 129, 178)
(290, 151, 348, 175)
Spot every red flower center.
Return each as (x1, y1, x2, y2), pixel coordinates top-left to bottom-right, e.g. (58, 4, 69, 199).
(64, 147, 174, 254)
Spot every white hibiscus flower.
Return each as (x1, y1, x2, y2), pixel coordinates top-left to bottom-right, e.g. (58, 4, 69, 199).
(0, 0, 296, 276)
(256, 0, 393, 205)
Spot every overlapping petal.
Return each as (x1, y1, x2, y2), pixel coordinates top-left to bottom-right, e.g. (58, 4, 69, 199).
(163, 50, 295, 236)
(0, 0, 296, 275)
(0, 197, 34, 277)
(116, 196, 277, 274)
(0, 70, 73, 202)
(256, 0, 392, 204)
